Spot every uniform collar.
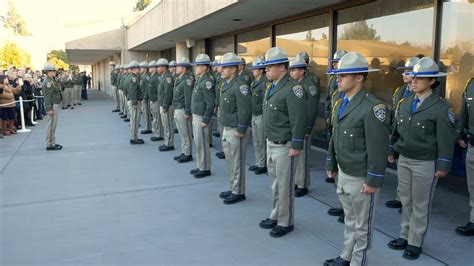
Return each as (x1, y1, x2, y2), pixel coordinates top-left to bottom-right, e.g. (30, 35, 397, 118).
(337, 88, 366, 121)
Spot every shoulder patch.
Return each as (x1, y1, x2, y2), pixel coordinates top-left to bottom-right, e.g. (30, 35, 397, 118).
(292, 85, 304, 99)
(205, 81, 213, 90)
(312, 75, 319, 83)
(186, 79, 193, 86)
(46, 81, 52, 88)
(373, 104, 387, 122)
(448, 108, 455, 124)
(308, 85, 317, 97)
(132, 77, 137, 83)
(244, 75, 249, 81)
(239, 85, 249, 96)
(166, 77, 172, 84)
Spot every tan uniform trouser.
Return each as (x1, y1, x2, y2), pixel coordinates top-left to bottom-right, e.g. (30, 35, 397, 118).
(160, 106, 174, 147)
(118, 90, 124, 112)
(128, 101, 141, 140)
(45, 104, 59, 147)
(150, 101, 163, 138)
(73, 85, 82, 104)
(113, 86, 120, 109)
(397, 155, 437, 248)
(337, 168, 379, 266)
(174, 108, 192, 156)
(63, 87, 74, 107)
(267, 140, 296, 227)
(466, 146, 474, 223)
(222, 127, 249, 195)
(251, 114, 266, 168)
(192, 114, 211, 171)
(120, 91, 129, 117)
(142, 100, 151, 131)
(295, 134, 312, 189)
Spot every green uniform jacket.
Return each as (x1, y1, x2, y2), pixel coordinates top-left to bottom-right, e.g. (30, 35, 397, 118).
(173, 72, 194, 114)
(43, 76, 61, 112)
(391, 93, 455, 172)
(251, 76, 270, 116)
(302, 73, 321, 135)
(215, 73, 224, 108)
(456, 78, 474, 141)
(326, 89, 390, 188)
(390, 84, 413, 130)
(325, 74, 338, 120)
(116, 74, 123, 91)
(60, 78, 74, 88)
(147, 73, 159, 102)
(191, 72, 215, 124)
(263, 74, 307, 150)
(73, 75, 82, 86)
(123, 73, 132, 97)
(238, 70, 253, 87)
(140, 72, 149, 101)
(111, 72, 117, 86)
(158, 72, 174, 109)
(126, 73, 142, 102)
(219, 77, 252, 134)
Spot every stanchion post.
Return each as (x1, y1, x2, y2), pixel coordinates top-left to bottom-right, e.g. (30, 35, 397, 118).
(17, 96, 31, 133)
(31, 108, 38, 125)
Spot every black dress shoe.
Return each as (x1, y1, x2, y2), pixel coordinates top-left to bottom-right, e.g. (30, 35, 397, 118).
(174, 153, 185, 160)
(70, 106, 74, 109)
(295, 187, 308, 197)
(403, 245, 422, 260)
(194, 170, 211, 178)
(190, 168, 200, 175)
(248, 165, 258, 171)
(159, 145, 175, 152)
(141, 129, 152, 134)
(328, 208, 344, 216)
(254, 167, 267, 175)
(150, 136, 164, 141)
(385, 199, 402, 208)
(325, 177, 335, 183)
(120, 115, 127, 118)
(399, 208, 402, 213)
(130, 139, 145, 145)
(270, 225, 294, 237)
(337, 214, 345, 224)
(123, 118, 130, 122)
(223, 194, 246, 204)
(119, 112, 124, 115)
(177, 155, 193, 163)
(62, 107, 68, 110)
(219, 190, 232, 199)
(387, 238, 408, 250)
(112, 109, 120, 112)
(136, 138, 145, 144)
(215, 151, 226, 159)
(77, 103, 82, 105)
(212, 132, 221, 138)
(37, 117, 43, 120)
(46, 145, 62, 151)
(455, 222, 474, 236)
(259, 218, 277, 229)
(174, 128, 178, 133)
(323, 256, 350, 266)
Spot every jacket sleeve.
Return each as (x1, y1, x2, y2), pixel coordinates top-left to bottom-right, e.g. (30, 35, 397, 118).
(184, 75, 194, 116)
(236, 84, 252, 134)
(43, 80, 54, 112)
(286, 85, 307, 150)
(364, 103, 390, 188)
(436, 105, 456, 172)
(306, 83, 320, 135)
(162, 75, 174, 109)
(456, 90, 469, 141)
(202, 79, 216, 124)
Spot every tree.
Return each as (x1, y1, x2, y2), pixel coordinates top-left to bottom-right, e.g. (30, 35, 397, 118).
(321, 33, 328, 40)
(47, 49, 79, 71)
(2, 0, 31, 36)
(339, 20, 380, 41)
(133, 0, 152, 11)
(0, 41, 31, 69)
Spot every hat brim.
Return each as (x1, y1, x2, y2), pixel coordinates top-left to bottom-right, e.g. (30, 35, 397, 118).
(218, 62, 241, 67)
(403, 71, 447, 77)
(289, 64, 307, 69)
(264, 58, 289, 66)
(193, 62, 211, 66)
(327, 68, 380, 74)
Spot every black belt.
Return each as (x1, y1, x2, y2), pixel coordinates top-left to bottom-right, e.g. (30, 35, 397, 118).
(272, 140, 288, 145)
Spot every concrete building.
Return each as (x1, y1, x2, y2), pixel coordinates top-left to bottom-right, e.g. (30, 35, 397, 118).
(66, 0, 474, 188)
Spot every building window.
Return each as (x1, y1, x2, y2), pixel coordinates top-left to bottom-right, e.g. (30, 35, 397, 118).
(212, 35, 234, 59)
(275, 14, 330, 142)
(440, 0, 474, 114)
(336, 0, 434, 106)
(237, 27, 271, 65)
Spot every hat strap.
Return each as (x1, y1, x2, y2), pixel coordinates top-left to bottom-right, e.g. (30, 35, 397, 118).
(413, 71, 439, 76)
(333, 67, 368, 73)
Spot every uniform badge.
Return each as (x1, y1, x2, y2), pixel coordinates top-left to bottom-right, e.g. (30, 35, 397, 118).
(448, 108, 455, 124)
(309, 86, 317, 96)
(292, 85, 304, 99)
(46, 81, 52, 88)
(313, 76, 319, 83)
(373, 104, 386, 122)
(244, 75, 249, 81)
(239, 85, 249, 96)
(166, 77, 172, 83)
(186, 79, 193, 86)
(132, 77, 137, 83)
(205, 81, 213, 90)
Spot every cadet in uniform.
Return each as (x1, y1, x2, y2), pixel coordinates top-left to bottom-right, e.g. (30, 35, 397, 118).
(455, 77, 474, 236)
(289, 54, 321, 197)
(157, 58, 175, 151)
(139, 62, 152, 135)
(190, 54, 215, 178)
(217, 52, 252, 204)
(172, 57, 194, 163)
(60, 72, 74, 110)
(215, 59, 227, 160)
(258, 47, 307, 237)
(324, 52, 390, 266)
(387, 57, 454, 260)
(110, 62, 120, 112)
(238, 57, 253, 87)
(148, 61, 164, 141)
(121, 65, 131, 123)
(385, 57, 420, 210)
(248, 57, 269, 175)
(72, 70, 83, 107)
(127, 61, 145, 145)
(169, 60, 178, 79)
(43, 63, 63, 151)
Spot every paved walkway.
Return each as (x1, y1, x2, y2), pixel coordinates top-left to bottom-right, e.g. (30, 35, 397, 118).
(1, 91, 472, 265)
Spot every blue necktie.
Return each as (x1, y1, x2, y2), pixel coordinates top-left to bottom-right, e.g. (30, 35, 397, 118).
(269, 82, 276, 95)
(338, 97, 349, 118)
(402, 88, 411, 99)
(412, 97, 420, 113)
(339, 91, 345, 99)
